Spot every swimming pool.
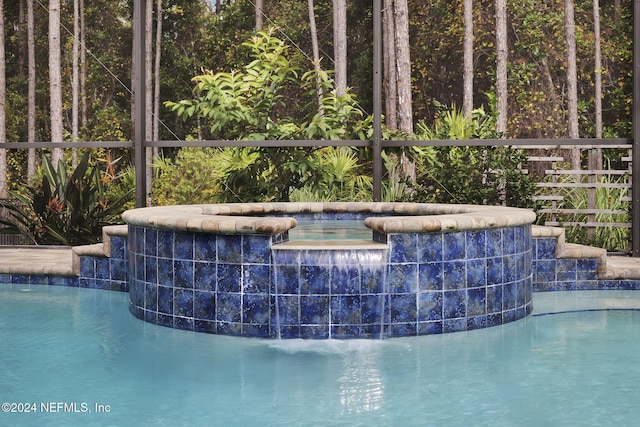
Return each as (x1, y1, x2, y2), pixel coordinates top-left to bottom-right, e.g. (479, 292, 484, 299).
(2, 283, 639, 426)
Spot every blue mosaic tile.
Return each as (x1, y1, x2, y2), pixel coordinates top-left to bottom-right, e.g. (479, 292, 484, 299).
(300, 295, 329, 325)
(390, 294, 417, 323)
(389, 323, 417, 337)
(536, 238, 556, 260)
(277, 325, 301, 339)
(443, 318, 467, 333)
(443, 232, 465, 260)
(274, 265, 299, 294)
(466, 259, 487, 288)
(331, 295, 361, 324)
(195, 233, 217, 261)
(514, 226, 527, 253)
(28, 275, 48, 285)
(466, 230, 487, 259)
(243, 324, 270, 338)
(418, 262, 443, 291)
(49, 276, 77, 287)
(174, 316, 194, 331)
(194, 291, 216, 321)
(242, 235, 271, 263)
(331, 325, 361, 339)
(144, 228, 157, 257)
(194, 320, 217, 334)
(503, 282, 517, 309)
(487, 313, 503, 327)
(418, 321, 443, 335)
(174, 289, 194, 317)
(487, 257, 503, 285)
(145, 283, 158, 310)
(486, 285, 503, 313)
(216, 293, 241, 323)
(534, 260, 556, 283)
(418, 291, 443, 321)
(174, 260, 194, 289)
(217, 235, 242, 263)
(577, 259, 598, 281)
(274, 295, 299, 326)
(157, 258, 174, 287)
(331, 265, 360, 294)
(503, 255, 518, 283)
(556, 259, 577, 282)
(443, 260, 465, 290)
(174, 231, 194, 260)
(516, 281, 527, 306)
(194, 262, 216, 291)
(418, 233, 443, 262)
(144, 309, 157, 323)
(243, 264, 271, 294)
(110, 237, 126, 259)
(503, 227, 515, 255)
(467, 288, 486, 316)
(110, 259, 127, 282)
(144, 257, 157, 284)
(157, 286, 173, 314)
(486, 229, 503, 257)
(216, 264, 242, 293)
(360, 266, 385, 294)
(0, 274, 10, 284)
(390, 233, 418, 263)
(387, 263, 417, 293)
(157, 229, 174, 258)
(129, 281, 144, 306)
(443, 290, 466, 319)
(79, 257, 95, 278)
(300, 265, 329, 294)
(156, 313, 173, 327)
(467, 315, 487, 331)
(244, 294, 271, 324)
(361, 294, 386, 324)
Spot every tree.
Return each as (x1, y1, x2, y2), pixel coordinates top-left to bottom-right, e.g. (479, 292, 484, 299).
(383, 0, 397, 130)
(393, 0, 412, 134)
(255, 0, 263, 30)
(27, 0, 35, 180)
(332, 0, 347, 96)
(564, 0, 580, 169)
(0, 0, 6, 198)
(462, 0, 473, 119)
(71, 0, 80, 166)
(495, 0, 507, 135)
(49, 0, 64, 165)
(308, 0, 324, 112)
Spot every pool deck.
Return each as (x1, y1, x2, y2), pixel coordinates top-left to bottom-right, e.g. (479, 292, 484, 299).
(2, 245, 640, 279)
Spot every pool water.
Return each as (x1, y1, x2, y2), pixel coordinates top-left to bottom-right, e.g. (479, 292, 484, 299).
(288, 219, 372, 240)
(2, 284, 640, 426)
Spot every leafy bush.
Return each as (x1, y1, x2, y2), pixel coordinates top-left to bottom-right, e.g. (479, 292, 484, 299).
(411, 104, 537, 208)
(0, 152, 131, 245)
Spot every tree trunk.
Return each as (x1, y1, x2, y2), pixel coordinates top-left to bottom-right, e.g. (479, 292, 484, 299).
(153, 0, 162, 148)
(72, 0, 79, 166)
(145, 0, 153, 205)
(462, 0, 473, 119)
(593, 0, 602, 141)
(307, 0, 324, 112)
(393, 0, 412, 134)
(49, 0, 64, 165)
(27, 0, 36, 180)
(255, 0, 263, 31)
(383, 0, 397, 130)
(565, 0, 580, 169)
(332, 0, 347, 96)
(18, 0, 26, 77)
(80, 0, 87, 130)
(495, 0, 508, 136)
(0, 0, 6, 198)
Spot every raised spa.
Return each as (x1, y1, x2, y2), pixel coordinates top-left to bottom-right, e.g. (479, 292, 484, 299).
(123, 202, 536, 339)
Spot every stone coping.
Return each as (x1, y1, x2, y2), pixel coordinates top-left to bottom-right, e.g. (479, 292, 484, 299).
(122, 202, 536, 235)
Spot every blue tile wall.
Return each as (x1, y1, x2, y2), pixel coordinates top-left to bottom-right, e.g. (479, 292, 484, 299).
(8, 214, 640, 338)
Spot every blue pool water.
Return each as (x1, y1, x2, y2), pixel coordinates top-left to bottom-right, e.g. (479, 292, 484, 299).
(288, 219, 371, 240)
(2, 283, 640, 426)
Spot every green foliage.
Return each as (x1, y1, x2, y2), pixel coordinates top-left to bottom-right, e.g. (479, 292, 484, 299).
(535, 171, 630, 252)
(412, 104, 536, 208)
(0, 152, 131, 245)
(165, 30, 378, 202)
